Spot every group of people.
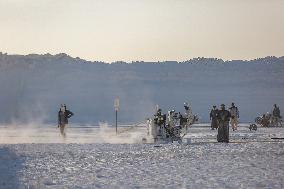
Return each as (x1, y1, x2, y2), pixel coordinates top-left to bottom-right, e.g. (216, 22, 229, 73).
(210, 103, 239, 143)
(147, 103, 198, 143)
(210, 103, 239, 130)
(210, 103, 282, 143)
(57, 102, 281, 142)
(258, 104, 282, 127)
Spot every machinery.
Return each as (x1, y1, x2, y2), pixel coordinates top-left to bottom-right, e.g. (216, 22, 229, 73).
(255, 112, 283, 127)
(147, 103, 198, 143)
(249, 124, 257, 131)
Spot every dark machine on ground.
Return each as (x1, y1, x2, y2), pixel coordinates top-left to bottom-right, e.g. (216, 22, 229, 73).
(147, 103, 198, 143)
(255, 113, 283, 127)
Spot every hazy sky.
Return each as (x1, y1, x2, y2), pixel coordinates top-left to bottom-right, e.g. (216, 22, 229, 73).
(0, 0, 283, 62)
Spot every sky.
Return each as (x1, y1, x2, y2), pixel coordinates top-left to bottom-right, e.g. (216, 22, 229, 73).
(0, 0, 284, 62)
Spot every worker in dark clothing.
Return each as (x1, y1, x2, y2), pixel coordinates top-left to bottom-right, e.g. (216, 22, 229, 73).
(272, 104, 282, 126)
(210, 105, 219, 130)
(58, 104, 74, 137)
(272, 104, 281, 118)
(217, 104, 231, 143)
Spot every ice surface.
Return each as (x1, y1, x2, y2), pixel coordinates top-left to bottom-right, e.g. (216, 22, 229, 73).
(0, 125, 283, 189)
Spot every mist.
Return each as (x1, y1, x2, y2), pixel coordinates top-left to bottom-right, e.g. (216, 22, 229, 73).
(0, 53, 284, 125)
(0, 121, 147, 144)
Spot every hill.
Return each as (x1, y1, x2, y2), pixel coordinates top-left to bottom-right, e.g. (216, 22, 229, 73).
(0, 53, 283, 124)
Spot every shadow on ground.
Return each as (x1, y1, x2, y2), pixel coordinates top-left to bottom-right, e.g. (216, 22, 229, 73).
(0, 146, 24, 189)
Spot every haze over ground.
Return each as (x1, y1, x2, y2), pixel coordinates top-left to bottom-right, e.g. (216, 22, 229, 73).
(0, 53, 283, 124)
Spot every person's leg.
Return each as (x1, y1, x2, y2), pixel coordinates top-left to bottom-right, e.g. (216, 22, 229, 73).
(63, 124, 67, 137)
(211, 120, 214, 130)
(224, 121, 230, 143)
(231, 119, 235, 131)
(275, 117, 279, 127)
(217, 125, 221, 142)
(217, 126, 221, 142)
(60, 123, 66, 137)
(270, 116, 274, 126)
(60, 124, 64, 135)
(217, 122, 224, 142)
(214, 119, 219, 129)
(273, 117, 277, 127)
(232, 118, 237, 131)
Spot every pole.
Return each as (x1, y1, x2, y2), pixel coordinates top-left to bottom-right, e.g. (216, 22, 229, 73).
(116, 110, 118, 134)
(114, 97, 119, 135)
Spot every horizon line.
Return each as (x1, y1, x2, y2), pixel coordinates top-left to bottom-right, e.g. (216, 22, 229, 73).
(0, 52, 283, 64)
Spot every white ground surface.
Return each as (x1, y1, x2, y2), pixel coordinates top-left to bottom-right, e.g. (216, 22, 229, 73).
(0, 124, 284, 189)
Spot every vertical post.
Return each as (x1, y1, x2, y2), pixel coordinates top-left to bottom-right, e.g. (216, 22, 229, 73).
(116, 109, 118, 134)
(114, 98, 120, 135)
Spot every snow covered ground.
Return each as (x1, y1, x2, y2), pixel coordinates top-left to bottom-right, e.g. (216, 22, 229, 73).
(0, 124, 284, 188)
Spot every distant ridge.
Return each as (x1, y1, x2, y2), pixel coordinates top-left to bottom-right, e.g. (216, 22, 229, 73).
(0, 52, 283, 124)
(1, 52, 283, 65)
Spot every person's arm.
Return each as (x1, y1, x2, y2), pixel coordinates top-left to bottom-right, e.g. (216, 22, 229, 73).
(67, 110, 74, 118)
(58, 111, 61, 127)
(216, 111, 220, 121)
(210, 110, 212, 120)
(228, 111, 231, 120)
(237, 107, 239, 118)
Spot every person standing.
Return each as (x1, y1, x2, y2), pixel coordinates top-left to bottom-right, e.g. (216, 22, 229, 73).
(229, 103, 239, 131)
(272, 104, 280, 117)
(217, 104, 231, 143)
(58, 104, 74, 137)
(210, 105, 219, 130)
(272, 104, 281, 126)
(261, 114, 269, 127)
(184, 102, 195, 125)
